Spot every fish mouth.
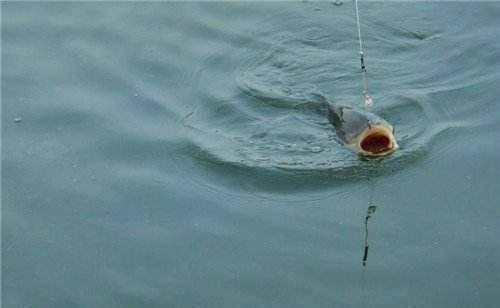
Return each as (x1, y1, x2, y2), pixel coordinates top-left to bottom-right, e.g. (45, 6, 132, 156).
(358, 126, 398, 156)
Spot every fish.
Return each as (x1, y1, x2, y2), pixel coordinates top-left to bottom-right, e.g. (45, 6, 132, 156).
(313, 94, 398, 156)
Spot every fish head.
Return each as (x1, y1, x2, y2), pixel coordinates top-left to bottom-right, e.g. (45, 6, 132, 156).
(345, 116, 398, 157)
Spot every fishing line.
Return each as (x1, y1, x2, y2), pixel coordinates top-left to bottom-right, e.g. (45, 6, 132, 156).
(354, 0, 373, 109)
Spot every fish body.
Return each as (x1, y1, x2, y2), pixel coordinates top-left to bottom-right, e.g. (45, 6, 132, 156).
(328, 105, 397, 156)
(313, 94, 398, 156)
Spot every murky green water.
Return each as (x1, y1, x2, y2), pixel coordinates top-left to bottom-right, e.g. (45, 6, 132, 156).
(2, 2, 500, 307)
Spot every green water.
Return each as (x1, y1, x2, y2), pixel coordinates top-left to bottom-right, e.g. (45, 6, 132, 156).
(2, 2, 500, 307)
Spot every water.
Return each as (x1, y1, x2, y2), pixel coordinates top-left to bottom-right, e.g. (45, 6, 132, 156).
(2, 2, 500, 307)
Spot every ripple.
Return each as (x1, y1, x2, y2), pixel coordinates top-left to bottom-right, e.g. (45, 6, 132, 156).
(172, 5, 492, 199)
(179, 89, 433, 196)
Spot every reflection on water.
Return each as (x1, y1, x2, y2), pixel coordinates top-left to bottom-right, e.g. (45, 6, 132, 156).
(362, 205, 377, 267)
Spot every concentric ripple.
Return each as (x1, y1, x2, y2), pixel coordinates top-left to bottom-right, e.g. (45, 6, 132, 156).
(173, 2, 496, 196)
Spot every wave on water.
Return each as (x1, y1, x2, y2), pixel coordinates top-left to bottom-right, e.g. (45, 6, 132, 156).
(171, 3, 498, 196)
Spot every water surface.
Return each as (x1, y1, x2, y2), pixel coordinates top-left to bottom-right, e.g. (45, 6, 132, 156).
(2, 2, 500, 307)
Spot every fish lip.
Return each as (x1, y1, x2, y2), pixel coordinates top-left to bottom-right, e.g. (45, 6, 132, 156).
(356, 125, 398, 157)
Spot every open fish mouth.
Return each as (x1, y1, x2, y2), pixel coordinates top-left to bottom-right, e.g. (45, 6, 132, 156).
(357, 125, 398, 156)
(361, 133, 392, 154)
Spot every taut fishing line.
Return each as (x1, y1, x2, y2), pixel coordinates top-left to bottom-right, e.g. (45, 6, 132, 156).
(354, 0, 373, 109)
